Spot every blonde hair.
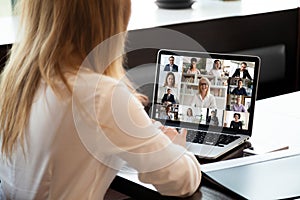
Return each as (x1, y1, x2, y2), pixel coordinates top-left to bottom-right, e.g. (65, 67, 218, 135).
(0, 0, 143, 157)
(198, 77, 211, 97)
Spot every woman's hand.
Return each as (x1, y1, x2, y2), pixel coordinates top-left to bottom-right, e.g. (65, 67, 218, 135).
(151, 120, 187, 147)
(161, 127, 187, 148)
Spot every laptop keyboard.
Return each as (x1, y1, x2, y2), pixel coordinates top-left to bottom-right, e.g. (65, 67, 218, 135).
(186, 130, 240, 147)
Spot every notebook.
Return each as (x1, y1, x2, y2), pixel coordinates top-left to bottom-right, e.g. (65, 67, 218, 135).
(150, 49, 260, 159)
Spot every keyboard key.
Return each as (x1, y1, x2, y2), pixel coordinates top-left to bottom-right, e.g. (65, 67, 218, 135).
(186, 130, 240, 146)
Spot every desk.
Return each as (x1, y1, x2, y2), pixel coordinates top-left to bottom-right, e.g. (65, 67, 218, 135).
(110, 91, 300, 199)
(129, 0, 299, 30)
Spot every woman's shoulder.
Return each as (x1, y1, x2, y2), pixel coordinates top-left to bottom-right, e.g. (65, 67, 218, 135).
(208, 94, 215, 99)
(67, 68, 121, 87)
(67, 68, 128, 97)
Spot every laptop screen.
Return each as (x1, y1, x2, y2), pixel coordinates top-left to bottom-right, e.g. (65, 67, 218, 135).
(151, 49, 260, 136)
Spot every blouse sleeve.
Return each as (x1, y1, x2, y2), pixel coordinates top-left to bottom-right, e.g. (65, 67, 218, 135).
(209, 95, 217, 109)
(239, 121, 243, 129)
(230, 121, 233, 128)
(242, 88, 248, 96)
(190, 94, 198, 107)
(94, 79, 202, 197)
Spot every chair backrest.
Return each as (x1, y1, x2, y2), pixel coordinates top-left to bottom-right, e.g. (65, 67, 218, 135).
(126, 63, 156, 113)
(234, 44, 286, 84)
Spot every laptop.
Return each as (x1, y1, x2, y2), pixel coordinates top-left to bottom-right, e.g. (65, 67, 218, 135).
(150, 49, 260, 159)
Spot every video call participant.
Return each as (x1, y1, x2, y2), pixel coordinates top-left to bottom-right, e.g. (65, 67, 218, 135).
(206, 110, 219, 126)
(161, 104, 173, 120)
(161, 88, 176, 104)
(185, 108, 194, 122)
(208, 59, 222, 78)
(163, 72, 176, 88)
(231, 79, 248, 96)
(232, 62, 252, 80)
(164, 56, 179, 72)
(190, 77, 216, 109)
(187, 57, 201, 75)
(230, 113, 243, 130)
(0, 0, 201, 199)
(232, 96, 247, 112)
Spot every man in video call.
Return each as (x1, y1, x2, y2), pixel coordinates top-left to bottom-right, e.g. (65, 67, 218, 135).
(161, 88, 176, 104)
(164, 56, 179, 72)
(231, 79, 248, 96)
(232, 62, 252, 80)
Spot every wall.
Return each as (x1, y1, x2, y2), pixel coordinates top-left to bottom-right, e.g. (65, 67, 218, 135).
(125, 8, 300, 100)
(0, 9, 299, 100)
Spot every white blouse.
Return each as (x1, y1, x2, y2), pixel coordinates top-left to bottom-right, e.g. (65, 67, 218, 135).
(0, 68, 201, 199)
(190, 93, 216, 109)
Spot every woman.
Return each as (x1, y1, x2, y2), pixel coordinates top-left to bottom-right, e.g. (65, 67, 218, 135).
(163, 71, 176, 88)
(206, 110, 219, 126)
(187, 57, 201, 75)
(0, 0, 201, 199)
(185, 108, 194, 122)
(209, 59, 222, 78)
(190, 77, 216, 109)
(162, 104, 173, 120)
(230, 113, 243, 130)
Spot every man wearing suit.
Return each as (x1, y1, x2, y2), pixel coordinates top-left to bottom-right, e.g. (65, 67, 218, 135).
(161, 88, 176, 104)
(164, 56, 179, 72)
(232, 62, 252, 80)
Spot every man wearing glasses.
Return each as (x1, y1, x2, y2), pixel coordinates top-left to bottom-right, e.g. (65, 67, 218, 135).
(164, 56, 179, 72)
(232, 62, 252, 80)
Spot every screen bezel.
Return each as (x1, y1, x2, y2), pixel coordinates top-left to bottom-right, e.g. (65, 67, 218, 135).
(150, 49, 260, 136)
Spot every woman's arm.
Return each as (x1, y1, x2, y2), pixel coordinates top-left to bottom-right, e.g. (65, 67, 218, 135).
(230, 121, 234, 128)
(239, 121, 243, 129)
(209, 95, 217, 109)
(190, 94, 198, 107)
(94, 79, 202, 197)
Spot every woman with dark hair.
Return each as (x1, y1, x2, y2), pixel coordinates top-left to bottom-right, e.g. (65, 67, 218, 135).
(230, 113, 243, 130)
(209, 59, 222, 78)
(187, 57, 201, 75)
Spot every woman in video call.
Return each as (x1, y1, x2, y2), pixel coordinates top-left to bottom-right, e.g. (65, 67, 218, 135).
(185, 108, 194, 122)
(230, 113, 243, 130)
(208, 59, 222, 78)
(0, 0, 201, 199)
(162, 104, 173, 120)
(206, 110, 219, 126)
(187, 57, 201, 75)
(164, 71, 177, 88)
(190, 77, 216, 109)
